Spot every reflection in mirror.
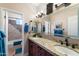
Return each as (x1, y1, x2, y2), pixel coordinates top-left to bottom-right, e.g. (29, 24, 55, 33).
(8, 18, 22, 41)
(51, 19, 64, 37)
(41, 20, 51, 35)
(38, 22, 42, 33)
(67, 6, 79, 38)
(67, 15, 78, 37)
(50, 4, 79, 39)
(45, 21, 49, 34)
(42, 24, 45, 32)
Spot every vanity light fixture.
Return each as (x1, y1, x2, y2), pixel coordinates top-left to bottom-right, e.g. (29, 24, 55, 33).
(55, 3, 71, 9)
(35, 12, 45, 18)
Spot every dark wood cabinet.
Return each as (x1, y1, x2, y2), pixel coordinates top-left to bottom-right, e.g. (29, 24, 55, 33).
(28, 39, 54, 56)
(28, 40, 38, 56)
(38, 46, 46, 56)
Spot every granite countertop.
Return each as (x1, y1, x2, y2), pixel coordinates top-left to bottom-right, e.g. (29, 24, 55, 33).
(29, 37, 79, 56)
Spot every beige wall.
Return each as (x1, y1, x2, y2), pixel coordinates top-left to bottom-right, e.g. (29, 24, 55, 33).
(49, 6, 78, 35)
(0, 3, 35, 23)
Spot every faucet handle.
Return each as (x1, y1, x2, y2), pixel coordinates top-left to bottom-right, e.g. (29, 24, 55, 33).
(72, 44, 76, 48)
(65, 37, 70, 46)
(72, 44, 74, 48)
(65, 38, 68, 42)
(59, 40, 64, 45)
(65, 36, 70, 42)
(71, 44, 79, 49)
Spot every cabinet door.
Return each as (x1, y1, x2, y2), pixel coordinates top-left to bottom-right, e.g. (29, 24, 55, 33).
(32, 42, 38, 56)
(29, 40, 33, 56)
(29, 40, 39, 56)
(29, 40, 55, 56)
(38, 46, 46, 56)
(45, 50, 53, 56)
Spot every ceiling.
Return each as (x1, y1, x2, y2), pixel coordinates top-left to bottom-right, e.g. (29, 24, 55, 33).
(0, 3, 48, 21)
(26, 3, 48, 19)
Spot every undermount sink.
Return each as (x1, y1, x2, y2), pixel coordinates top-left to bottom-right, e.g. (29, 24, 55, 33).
(54, 45, 79, 56)
(31, 37, 41, 39)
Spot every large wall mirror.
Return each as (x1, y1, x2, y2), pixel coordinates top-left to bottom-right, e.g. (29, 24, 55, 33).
(30, 17, 51, 35)
(50, 4, 79, 39)
(30, 4, 79, 39)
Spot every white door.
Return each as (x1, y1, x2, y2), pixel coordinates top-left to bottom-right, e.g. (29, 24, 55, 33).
(67, 15, 78, 36)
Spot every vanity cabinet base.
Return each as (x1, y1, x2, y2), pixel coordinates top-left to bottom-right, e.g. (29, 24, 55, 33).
(28, 39, 54, 56)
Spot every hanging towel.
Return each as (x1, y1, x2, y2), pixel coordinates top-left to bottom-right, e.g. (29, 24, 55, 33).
(24, 23, 29, 33)
(0, 31, 6, 39)
(0, 31, 6, 56)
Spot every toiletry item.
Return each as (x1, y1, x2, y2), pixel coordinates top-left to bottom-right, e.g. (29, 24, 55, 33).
(33, 34, 37, 37)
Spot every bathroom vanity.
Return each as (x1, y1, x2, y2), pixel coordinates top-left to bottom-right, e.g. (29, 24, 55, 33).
(28, 37, 79, 56)
(28, 39, 54, 56)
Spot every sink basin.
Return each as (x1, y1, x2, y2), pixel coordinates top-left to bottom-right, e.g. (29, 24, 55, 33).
(30, 37, 41, 40)
(54, 45, 79, 56)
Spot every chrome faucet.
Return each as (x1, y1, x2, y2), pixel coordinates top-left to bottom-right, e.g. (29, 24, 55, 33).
(65, 37, 69, 46)
(59, 37, 70, 46)
(59, 37, 79, 49)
